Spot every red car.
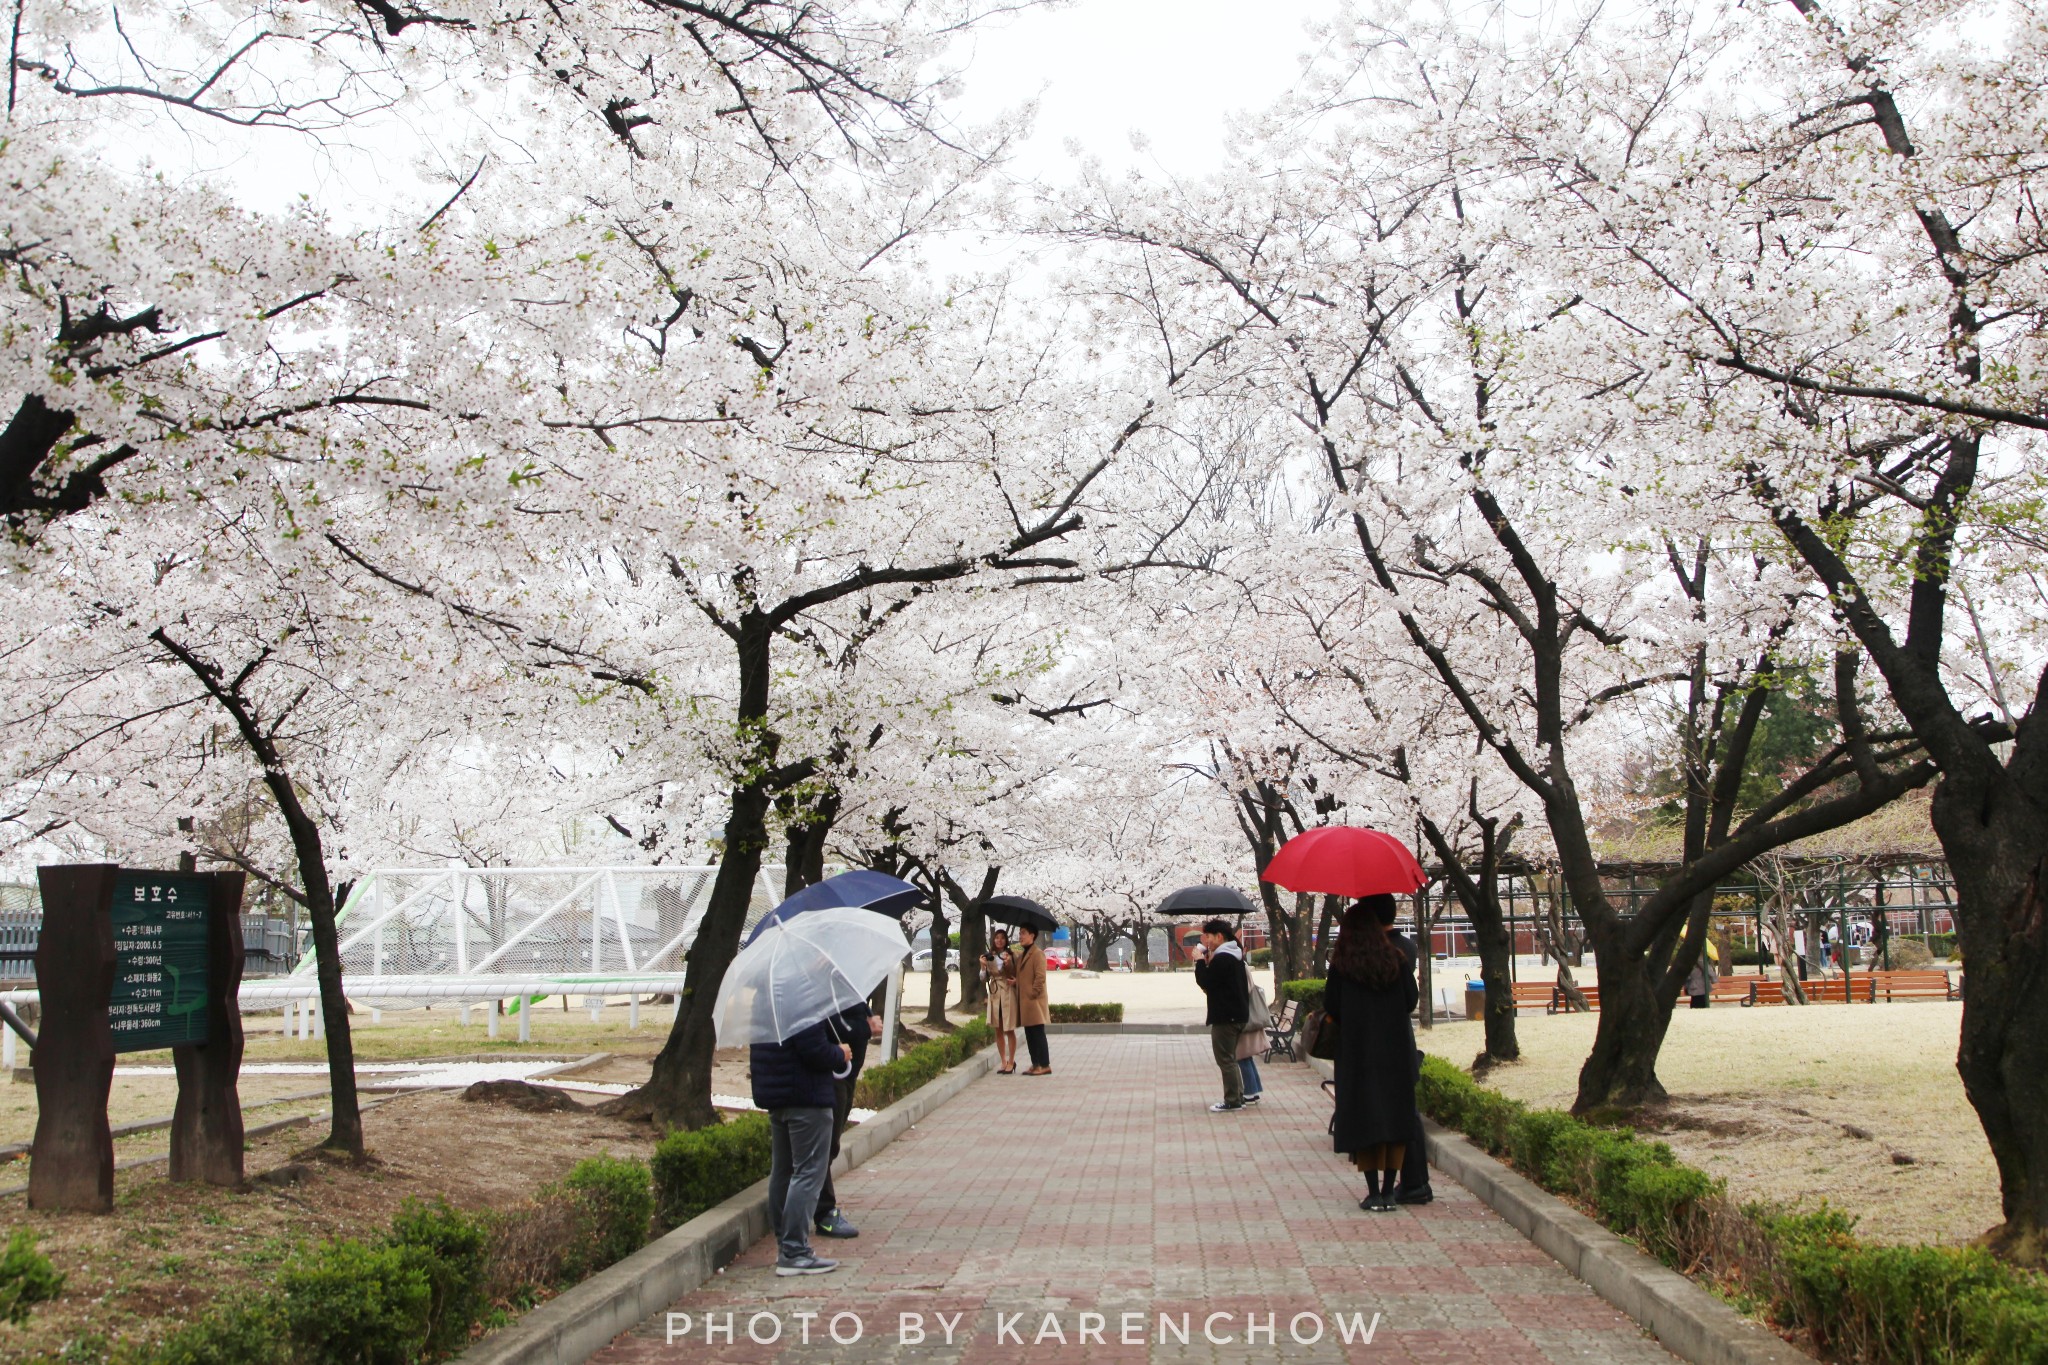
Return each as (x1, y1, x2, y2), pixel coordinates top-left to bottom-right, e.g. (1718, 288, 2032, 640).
(1044, 949, 1076, 970)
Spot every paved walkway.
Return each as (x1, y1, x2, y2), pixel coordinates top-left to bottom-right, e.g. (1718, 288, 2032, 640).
(591, 1036, 1674, 1363)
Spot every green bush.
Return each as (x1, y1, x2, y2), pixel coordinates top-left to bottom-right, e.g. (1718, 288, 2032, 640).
(142, 1299, 284, 1365)
(0, 1228, 64, 1326)
(853, 1018, 994, 1110)
(651, 1113, 773, 1232)
(278, 1239, 432, 1365)
(1048, 1003, 1123, 1023)
(1248, 947, 1272, 966)
(1278, 978, 1326, 1013)
(558, 1155, 653, 1280)
(1961, 1288, 2048, 1365)
(387, 1197, 489, 1357)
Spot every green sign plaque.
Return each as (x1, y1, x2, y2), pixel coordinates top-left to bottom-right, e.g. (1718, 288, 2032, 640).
(108, 871, 211, 1052)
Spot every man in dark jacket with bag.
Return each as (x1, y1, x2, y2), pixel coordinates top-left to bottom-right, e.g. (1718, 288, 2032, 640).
(1192, 918, 1251, 1112)
(751, 1018, 853, 1276)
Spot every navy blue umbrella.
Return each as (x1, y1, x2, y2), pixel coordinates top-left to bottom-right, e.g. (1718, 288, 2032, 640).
(742, 870, 927, 946)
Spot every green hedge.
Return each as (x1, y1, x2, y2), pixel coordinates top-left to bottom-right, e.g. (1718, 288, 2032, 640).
(0, 1229, 63, 1327)
(1049, 1003, 1123, 1023)
(1279, 978, 1326, 1013)
(1419, 1056, 2048, 1364)
(652, 1112, 772, 1231)
(1248, 947, 1273, 966)
(854, 1018, 994, 1110)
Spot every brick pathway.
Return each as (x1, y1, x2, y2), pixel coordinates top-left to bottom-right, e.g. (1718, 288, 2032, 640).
(589, 1036, 1674, 1363)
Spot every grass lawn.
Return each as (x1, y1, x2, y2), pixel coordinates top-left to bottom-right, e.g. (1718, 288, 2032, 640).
(1421, 997, 1996, 1247)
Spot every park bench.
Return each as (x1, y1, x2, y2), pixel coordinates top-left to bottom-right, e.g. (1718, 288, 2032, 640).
(1742, 979, 1787, 1006)
(1265, 999, 1301, 1061)
(1510, 982, 1554, 1014)
(1866, 969, 1958, 1002)
(1549, 983, 1599, 1013)
(1709, 977, 1754, 1004)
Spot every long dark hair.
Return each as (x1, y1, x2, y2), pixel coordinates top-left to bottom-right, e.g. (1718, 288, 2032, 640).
(1329, 895, 1404, 989)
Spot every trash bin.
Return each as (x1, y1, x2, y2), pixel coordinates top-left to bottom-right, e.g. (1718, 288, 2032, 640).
(1464, 981, 1486, 1021)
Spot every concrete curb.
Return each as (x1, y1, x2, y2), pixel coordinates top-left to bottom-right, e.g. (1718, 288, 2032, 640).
(1044, 1022, 1202, 1035)
(1307, 1056, 1807, 1365)
(453, 1047, 999, 1365)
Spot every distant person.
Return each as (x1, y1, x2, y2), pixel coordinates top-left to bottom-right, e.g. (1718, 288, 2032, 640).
(812, 999, 882, 1240)
(980, 928, 1021, 1074)
(1325, 894, 1420, 1212)
(1684, 939, 1718, 1010)
(750, 1017, 853, 1275)
(1016, 923, 1052, 1075)
(1191, 918, 1251, 1112)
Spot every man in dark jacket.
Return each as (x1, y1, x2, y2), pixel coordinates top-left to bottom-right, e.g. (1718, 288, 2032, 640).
(750, 1018, 853, 1275)
(1192, 917, 1251, 1112)
(812, 1000, 880, 1239)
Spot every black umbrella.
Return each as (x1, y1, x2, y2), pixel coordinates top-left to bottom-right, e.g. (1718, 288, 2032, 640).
(982, 895, 1059, 935)
(1156, 884, 1257, 916)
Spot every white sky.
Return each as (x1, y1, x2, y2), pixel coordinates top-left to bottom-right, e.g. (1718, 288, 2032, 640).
(950, 0, 1341, 182)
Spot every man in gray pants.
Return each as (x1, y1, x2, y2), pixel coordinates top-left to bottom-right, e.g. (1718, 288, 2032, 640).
(750, 1017, 853, 1275)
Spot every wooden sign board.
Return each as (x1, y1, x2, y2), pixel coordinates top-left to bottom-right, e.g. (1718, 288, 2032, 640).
(109, 870, 212, 1052)
(30, 865, 245, 1211)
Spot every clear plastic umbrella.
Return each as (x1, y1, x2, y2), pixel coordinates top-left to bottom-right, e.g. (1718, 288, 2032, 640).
(711, 905, 911, 1046)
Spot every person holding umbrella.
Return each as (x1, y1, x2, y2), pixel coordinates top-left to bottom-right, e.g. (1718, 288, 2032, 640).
(751, 1016, 853, 1274)
(1015, 922, 1052, 1075)
(1324, 895, 1420, 1211)
(1191, 918, 1252, 1112)
(713, 903, 912, 1275)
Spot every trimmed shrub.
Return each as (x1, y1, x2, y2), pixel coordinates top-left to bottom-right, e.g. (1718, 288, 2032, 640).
(0, 1228, 63, 1326)
(387, 1196, 489, 1357)
(1048, 1003, 1123, 1023)
(1278, 978, 1326, 1013)
(652, 1112, 773, 1232)
(557, 1154, 653, 1280)
(853, 1018, 994, 1110)
(279, 1238, 432, 1365)
(142, 1299, 284, 1365)
(1248, 947, 1273, 967)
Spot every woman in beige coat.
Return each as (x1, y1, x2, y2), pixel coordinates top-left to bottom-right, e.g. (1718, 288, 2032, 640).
(1015, 924, 1052, 1075)
(981, 929, 1021, 1074)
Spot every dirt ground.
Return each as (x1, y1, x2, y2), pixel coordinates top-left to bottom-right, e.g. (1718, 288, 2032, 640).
(1423, 999, 1996, 1247)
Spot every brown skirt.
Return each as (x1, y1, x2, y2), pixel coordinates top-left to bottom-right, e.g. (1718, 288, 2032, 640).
(987, 980, 1020, 1032)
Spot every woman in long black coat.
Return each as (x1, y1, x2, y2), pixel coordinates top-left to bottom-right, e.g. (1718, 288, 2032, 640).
(1324, 893, 1419, 1212)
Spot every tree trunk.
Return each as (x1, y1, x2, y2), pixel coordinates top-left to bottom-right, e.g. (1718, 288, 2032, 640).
(278, 804, 362, 1155)
(1934, 776, 2048, 1264)
(1133, 925, 1153, 972)
(1570, 918, 1674, 1111)
(957, 903, 987, 1012)
(781, 787, 839, 898)
(1472, 893, 1519, 1062)
(925, 899, 951, 1027)
(1311, 893, 1336, 976)
(619, 618, 776, 1130)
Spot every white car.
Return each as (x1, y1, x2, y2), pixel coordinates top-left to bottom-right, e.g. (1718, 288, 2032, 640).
(910, 947, 961, 972)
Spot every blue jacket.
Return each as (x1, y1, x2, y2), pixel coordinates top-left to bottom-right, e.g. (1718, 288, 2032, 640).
(750, 1019, 850, 1110)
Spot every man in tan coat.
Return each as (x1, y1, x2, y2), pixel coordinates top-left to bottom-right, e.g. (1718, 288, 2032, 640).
(1016, 924, 1052, 1075)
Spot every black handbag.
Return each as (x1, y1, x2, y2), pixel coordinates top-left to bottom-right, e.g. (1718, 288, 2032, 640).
(1307, 1009, 1339, 1061)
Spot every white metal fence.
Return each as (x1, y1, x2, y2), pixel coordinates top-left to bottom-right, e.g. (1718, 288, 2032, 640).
(304, 864, 802, 991)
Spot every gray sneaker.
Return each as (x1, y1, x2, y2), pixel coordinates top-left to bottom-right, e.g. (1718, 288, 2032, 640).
(775, 1254, 840, 1276)
(814, 1209, 860, 1238)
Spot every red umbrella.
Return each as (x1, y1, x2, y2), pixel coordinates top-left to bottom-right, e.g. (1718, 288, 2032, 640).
(1260, 827, 1428, 898)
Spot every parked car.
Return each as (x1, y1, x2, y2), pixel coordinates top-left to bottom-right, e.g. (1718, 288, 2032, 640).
(1044, 949, 1076, 970)
(910, 947, 960, 972)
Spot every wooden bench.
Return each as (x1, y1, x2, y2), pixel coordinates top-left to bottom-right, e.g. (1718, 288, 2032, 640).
(1550, 983, 1599, 1013)
(1742, 979, 1788, 1007)
(1805, 977, 1854, 1003)
(1265, 999, 1301, 1061)
(1510, 982, 1554, 1014)
(1866, 969, 1958, 1002)
(1709, 977, 1754, 1004)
